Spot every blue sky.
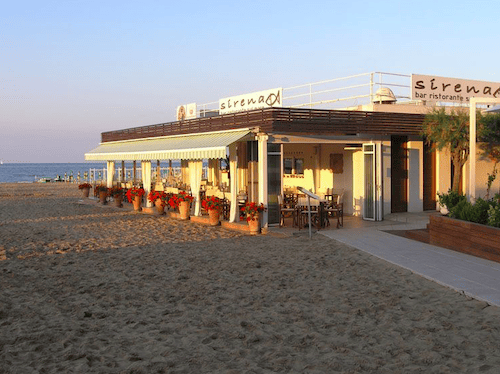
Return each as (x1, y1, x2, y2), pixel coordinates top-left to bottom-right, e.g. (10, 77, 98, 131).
(1, 0, 499, 162)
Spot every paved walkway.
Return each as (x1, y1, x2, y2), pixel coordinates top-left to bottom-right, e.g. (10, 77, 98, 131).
(318, 212, 500, 307)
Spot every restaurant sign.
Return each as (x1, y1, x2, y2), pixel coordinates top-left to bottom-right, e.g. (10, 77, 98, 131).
(219, 87, 282, 115)
(412, 74, 500, 104)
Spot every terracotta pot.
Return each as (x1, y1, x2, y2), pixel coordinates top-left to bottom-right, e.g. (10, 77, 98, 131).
(208, 209, 220, 226)
(82, 187, 90, 198)
(132, 195, 142, 211)
(99, 191, 107, 204)
(247, 216, 260, 234)
(178, 200, 190, 220)
(155, 198, 165, 214)
(114, 195, 123, 207)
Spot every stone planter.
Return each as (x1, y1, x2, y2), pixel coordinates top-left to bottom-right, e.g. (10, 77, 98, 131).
(247, 216, 260, 235)
(155, 198, 165, 214)
(178, 201, 190, 220)
(132, 195, 142, 211)
(99, 191, 107, 204)
(208, 209, 220, 226)
(113, 195, 123, 208)
(82, 187, 90, 198)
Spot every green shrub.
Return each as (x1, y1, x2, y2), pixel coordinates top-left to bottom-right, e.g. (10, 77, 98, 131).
(488, 204, 500, 227)
(437, 189, 466, 210)
(450, 197, 496, 225)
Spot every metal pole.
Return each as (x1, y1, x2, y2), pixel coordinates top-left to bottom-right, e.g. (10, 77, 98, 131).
(370, 72, 374, 103)
(307, 195, 312, 239)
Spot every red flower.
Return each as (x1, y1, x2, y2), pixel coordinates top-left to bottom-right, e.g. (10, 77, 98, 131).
(241, 202, 266, 221)
(168, 191, 194, 208)
(148, 190, 167, 204)
(78, 183, 92, 189)
(202, 196, 222, 211)
(126, 187, 145, 203)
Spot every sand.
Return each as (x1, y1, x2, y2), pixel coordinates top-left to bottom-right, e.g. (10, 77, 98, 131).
(1, 183, 500, 373)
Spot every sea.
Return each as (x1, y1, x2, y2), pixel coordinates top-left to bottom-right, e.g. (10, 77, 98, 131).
(0, 163, 108, 184)
(0, 160, 204, 184)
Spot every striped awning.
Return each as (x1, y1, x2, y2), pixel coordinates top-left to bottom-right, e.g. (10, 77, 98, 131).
(85, 129, 252, 161)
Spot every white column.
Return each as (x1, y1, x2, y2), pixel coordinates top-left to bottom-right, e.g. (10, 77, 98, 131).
(229, 143, 239, 222)
(468, 97, 500, 202)
(106, 161, 115, 188)
(141, 160, 152, 207)
(375, 142, 384, 220)
(189, 160, 203, 216)
(469, 98, 478, 202)
(257, 133, 268, 228)
(313, 144, 321, 194)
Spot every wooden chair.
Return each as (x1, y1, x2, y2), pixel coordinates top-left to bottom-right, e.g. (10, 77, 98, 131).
(297, 197, 324, 230)
(221, 198, 231, 221)
(324, 190, 344, 228)
(278, 195, 298, 228)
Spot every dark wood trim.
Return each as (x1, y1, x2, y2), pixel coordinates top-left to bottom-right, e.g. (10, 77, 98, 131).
(101, 107, 425, 143)
(391, 135, 408, 213)
(423, 142, 437, 210)
(429, 215, 500, 263)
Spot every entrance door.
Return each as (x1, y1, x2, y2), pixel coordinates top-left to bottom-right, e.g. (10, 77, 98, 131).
(391, 136, 408, 213)
(363, 142, 383, 221)
(363, 143, 376, 221)
(267, 143, 281, 225)
(423, 142, 437, 210)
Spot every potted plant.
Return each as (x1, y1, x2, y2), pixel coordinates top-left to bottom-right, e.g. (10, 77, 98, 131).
(126, 187, 145, 211)
(437, 189, 466, 215)
(148, 190, 167, 214)
(78, 183, 92, 198)
(169, 191, 194, 220)
(202, 196, 223, 226)
(241, 202, 266, 234)
(96, 185, 108, 204)
(109, 186, 124, 207)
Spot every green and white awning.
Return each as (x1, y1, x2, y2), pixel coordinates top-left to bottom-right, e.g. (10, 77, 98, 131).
(85, 129, 252, 161)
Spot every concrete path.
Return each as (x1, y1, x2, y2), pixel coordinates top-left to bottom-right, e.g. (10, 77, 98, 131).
(320, 213, 500, 307)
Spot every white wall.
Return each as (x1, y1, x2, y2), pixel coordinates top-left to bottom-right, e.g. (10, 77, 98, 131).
(352, 150, 364, 217)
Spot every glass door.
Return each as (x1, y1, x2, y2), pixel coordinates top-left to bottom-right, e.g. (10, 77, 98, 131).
(267, 143, 281, 225)
(363, 143, 376, 220)
(363, 142, 383, 221)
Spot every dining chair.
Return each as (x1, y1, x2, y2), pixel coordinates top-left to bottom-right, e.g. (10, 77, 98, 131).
(278, 194, 298, 228)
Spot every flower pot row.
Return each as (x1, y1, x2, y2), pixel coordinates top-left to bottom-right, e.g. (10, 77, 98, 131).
(79, 186, 264, 233)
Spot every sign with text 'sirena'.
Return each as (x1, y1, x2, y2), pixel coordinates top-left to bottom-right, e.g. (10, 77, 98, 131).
(411, 74, 500, 104)
(219, 88, 282, 115)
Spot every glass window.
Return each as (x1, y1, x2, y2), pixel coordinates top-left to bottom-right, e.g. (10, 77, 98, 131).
(284, 158, 293, 174)
(247, 141, 258, 161)
(295, 159, 304, 175)
(268, 143, 281, 153)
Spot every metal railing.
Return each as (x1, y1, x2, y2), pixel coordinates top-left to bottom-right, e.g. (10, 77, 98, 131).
(195, 72, 413, 115)
(82, 166, 208, 185)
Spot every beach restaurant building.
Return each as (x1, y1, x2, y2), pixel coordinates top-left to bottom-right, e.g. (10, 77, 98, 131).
(85, 72, 500, 228)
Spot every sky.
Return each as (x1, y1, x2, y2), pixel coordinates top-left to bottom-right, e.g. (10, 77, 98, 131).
(1, 0, 500, 163)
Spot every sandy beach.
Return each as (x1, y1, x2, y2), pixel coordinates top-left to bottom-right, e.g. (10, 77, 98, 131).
(1, 183, 500, 373)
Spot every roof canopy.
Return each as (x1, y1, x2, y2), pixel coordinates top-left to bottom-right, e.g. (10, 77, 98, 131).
(85, 129, 252, 161)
